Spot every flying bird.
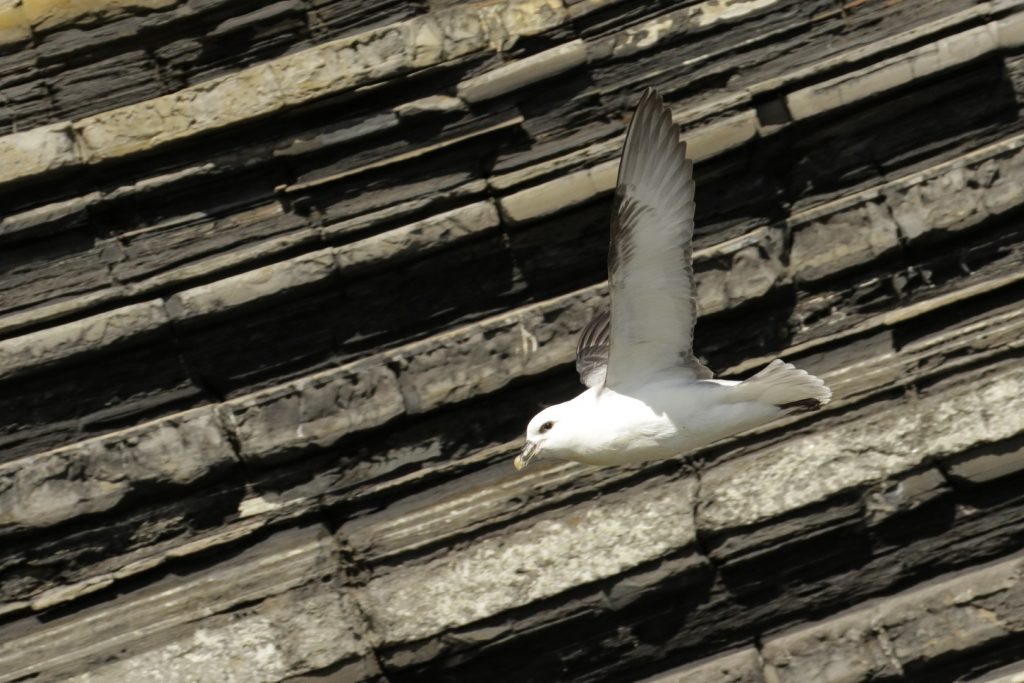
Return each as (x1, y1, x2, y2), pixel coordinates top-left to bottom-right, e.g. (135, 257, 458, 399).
(515, 89, 831, 470)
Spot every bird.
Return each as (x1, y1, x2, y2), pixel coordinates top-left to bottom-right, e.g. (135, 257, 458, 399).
(514, 88, 831, 470)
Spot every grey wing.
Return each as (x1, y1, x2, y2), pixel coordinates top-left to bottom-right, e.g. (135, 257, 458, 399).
(605, 88, 711, 386)
(575, 310, 610, 388)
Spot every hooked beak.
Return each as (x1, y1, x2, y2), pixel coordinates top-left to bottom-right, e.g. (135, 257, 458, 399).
(514, 440, 541, 471)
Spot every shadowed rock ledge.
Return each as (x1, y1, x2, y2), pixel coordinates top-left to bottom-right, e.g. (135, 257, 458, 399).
(4, 0, 1024, 681)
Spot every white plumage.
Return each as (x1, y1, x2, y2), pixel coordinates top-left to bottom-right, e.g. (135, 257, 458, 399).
(515, 89, 831, 471)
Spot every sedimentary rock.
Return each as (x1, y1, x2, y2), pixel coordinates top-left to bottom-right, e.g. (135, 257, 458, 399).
(3, 0, 1024, 681)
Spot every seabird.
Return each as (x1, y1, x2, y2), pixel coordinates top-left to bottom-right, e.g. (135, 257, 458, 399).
(515, 88, 831, 470)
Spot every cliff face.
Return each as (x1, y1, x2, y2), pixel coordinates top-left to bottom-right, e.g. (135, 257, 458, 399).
(2, 0, 1024, 681)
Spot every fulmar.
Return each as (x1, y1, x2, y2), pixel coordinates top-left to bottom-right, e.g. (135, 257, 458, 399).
(515, 89, 831, 470)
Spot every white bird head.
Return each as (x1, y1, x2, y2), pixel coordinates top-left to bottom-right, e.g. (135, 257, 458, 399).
(515, 402, 579, 470)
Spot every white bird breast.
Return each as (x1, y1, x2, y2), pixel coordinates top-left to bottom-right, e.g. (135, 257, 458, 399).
(558, 385, 686, 464)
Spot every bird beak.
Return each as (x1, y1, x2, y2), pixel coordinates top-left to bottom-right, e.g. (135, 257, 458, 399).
(514, 441, 541, 471)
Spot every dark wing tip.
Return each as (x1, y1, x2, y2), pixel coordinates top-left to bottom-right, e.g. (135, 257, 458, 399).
(620, 87, 686, 173)
(575, 310, 611, 388)
(625, 88, 663, 137)
(576, 309, 610, 355)
(638, 86, 661, 107)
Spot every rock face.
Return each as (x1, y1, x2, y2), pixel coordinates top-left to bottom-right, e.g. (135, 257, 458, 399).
(3, 0, 1024, 681)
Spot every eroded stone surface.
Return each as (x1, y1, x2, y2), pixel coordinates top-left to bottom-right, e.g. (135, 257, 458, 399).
(0, 300, 169, 380)
(762, 607, 901, 683)
(0, 0, 569, 173)
(639, 647, 766, 683)
(790, 196, 900, 284)
(334, 200, 501, 273)
(0, 525, 374, 682)
(458, 39, 587, 102)
(224, 362, 405, 464)
(359, 478, 698, 643)
(764, 556, 1024, 683)
(0, 122, 78, 184)
(700, 364, 1024, 533)
(166, 250, 337, 321)
(787, 23, 999, 120)
(0, 406, 236, 534)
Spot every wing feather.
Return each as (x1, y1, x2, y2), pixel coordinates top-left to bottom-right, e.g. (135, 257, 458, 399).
(605, 88, 710, 386)
(575, 311, 610, 388)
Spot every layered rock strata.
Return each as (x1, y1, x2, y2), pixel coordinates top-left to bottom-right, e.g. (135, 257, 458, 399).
(4, 0, 1024, 681)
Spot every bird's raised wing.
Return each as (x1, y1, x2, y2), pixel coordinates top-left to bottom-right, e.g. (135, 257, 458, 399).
(603, 88, 710, 387)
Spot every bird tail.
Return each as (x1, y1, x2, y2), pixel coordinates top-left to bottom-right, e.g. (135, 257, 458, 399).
(733, 359, 831, 412)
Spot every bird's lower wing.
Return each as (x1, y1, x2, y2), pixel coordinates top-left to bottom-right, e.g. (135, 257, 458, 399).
(576, 310, 610, 388)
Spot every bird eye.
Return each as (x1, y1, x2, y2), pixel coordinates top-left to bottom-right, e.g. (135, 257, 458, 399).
(540, 421, 554, 433)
